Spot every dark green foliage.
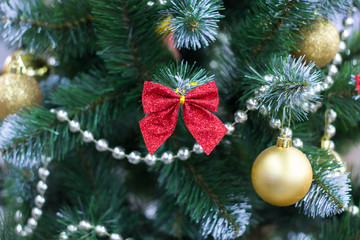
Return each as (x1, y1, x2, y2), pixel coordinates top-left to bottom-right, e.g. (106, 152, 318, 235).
(153, 154, 254, 239)
(0, 0, 96, 63)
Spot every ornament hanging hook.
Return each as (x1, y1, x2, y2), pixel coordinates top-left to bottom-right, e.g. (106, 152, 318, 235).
(281, 105, 292, 132)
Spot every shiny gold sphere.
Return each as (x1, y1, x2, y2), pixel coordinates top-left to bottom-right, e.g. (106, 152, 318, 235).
(293, 18, 340, 67)
(0, 73, 43, 120)
(251, 146, 313, 206)
(3, 50, 50, 80)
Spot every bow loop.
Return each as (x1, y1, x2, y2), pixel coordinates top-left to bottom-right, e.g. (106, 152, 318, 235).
(186, 81, 219, 112)
(142, 81, 180, 113)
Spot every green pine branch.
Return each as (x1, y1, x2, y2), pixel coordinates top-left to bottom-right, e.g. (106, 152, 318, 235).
(295, 148, 351, 218)
(153, 154, 253, 240)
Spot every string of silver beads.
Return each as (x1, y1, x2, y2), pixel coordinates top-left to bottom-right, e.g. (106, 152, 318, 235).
(15, 156, 52, 237)
(59, 220, 131, 240)
(52, 109, 201, 166)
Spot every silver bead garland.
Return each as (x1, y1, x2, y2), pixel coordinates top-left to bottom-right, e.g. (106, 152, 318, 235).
(58, 220, 129, 240)
(15, 156, 52, 237)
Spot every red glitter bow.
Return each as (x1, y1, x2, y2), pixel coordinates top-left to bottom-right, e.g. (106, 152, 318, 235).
(356, 75, 360, 94)
(139, 81, 227, 155)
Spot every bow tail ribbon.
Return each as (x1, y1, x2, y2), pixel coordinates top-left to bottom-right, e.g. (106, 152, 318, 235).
(183, 103, 227, 155)
(356, 75, 360, 94)
(140, 104, 179, 155)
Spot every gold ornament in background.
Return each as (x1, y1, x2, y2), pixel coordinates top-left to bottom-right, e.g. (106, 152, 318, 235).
(293, 18, 340, 68)
(251, 135, 313, 206)
(321, 138, 346, 174)
(156, 16, 172, 36)
(3, 50, 50, 80)
(0, 73, 43, 120)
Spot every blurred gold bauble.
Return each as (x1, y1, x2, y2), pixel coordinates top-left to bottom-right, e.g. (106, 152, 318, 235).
(156, 16, 172, 36)
(251, 137, 313, 206)
(321, 138, 346, 174)
(0, 73, 43, 120)
(293, 18, 340, 67)
(3, 50, 50, 80)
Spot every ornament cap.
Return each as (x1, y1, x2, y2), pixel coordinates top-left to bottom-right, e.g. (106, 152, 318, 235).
(276, 135, 292, 148)
(321, 136, 332, 150)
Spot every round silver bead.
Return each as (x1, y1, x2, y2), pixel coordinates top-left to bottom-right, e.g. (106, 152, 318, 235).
(333, 53, 342, 65)
(326, 124, 336, 138)
(50, 108, 57, 114)
(38, 167, 50, 181)
(95, 139, 108, 152)
(341, 28, 351, 41)
(37, 181, 48, 195)
(95, 225, 108, 237)
(269, 119, 281, 129)
(79, 220, 93, 231)
(15, 210, 23, 222)
(161, 151, 174, 164)
(128, 151, 141, 164)
(264, 74, 274, 82)
(31, 208, 43, 220)
(348, 205, 359, 216)
(224, 122, 235, 135)
(329, 140, 335, 150)
(328, 109, 337, 123)
(309, 103, 320, 113)
(338, 41, 346, 53)
(302, 102, 310, 111)
(110, 233, 123, 240)
(67, 224, 78, 232)
(59, 231, 69, 240)
(56, 110, 68, 122)
(313, 83, 323, 93)
(325, 75, 334, 87)
(281, 127, 293, 138)
(23, 225, 33, 236)
(15, 224, 22, 235)
(69, 120, 80, 133)
(259, 105, 268, 116)
(82, 131, 94, 143)
(144, 154, 157, 166)
(344, 16, 354, 27)
(41, 156, 52, 165)
(292, 138, 303, 148)
(27, 218, 38, 230)
(234, 110, 248, 123)
(328, 65, 338, 76)
(35, 195, 46, 208)
(246, 98, 258, 110)
(177, 147, 190, 161)
(193, 143, 204, 154)
(112, 147, 126, 160)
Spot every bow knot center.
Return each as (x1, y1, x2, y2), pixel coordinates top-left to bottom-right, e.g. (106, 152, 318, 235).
(179, 95, 185, 105)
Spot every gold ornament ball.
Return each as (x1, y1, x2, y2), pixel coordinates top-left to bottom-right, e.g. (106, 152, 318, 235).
(293, 18, 340, 68)
(251, 145, 313, 206)
(0, 73, 43, 120)
(156, 16, 172, 36)
(3, 50, 50, 80)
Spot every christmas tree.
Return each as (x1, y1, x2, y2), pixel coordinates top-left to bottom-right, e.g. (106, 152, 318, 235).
(0, 0, 360, 239)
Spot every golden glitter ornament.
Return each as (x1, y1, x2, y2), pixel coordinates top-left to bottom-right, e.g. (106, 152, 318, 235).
(156, 16, 172, 36)
(321, 138, 346, 174)
(251, 135, 313, 206)
(293, 18, 340, 68)
(0, 72, 43, 120)
(3, 50, 50, 80)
